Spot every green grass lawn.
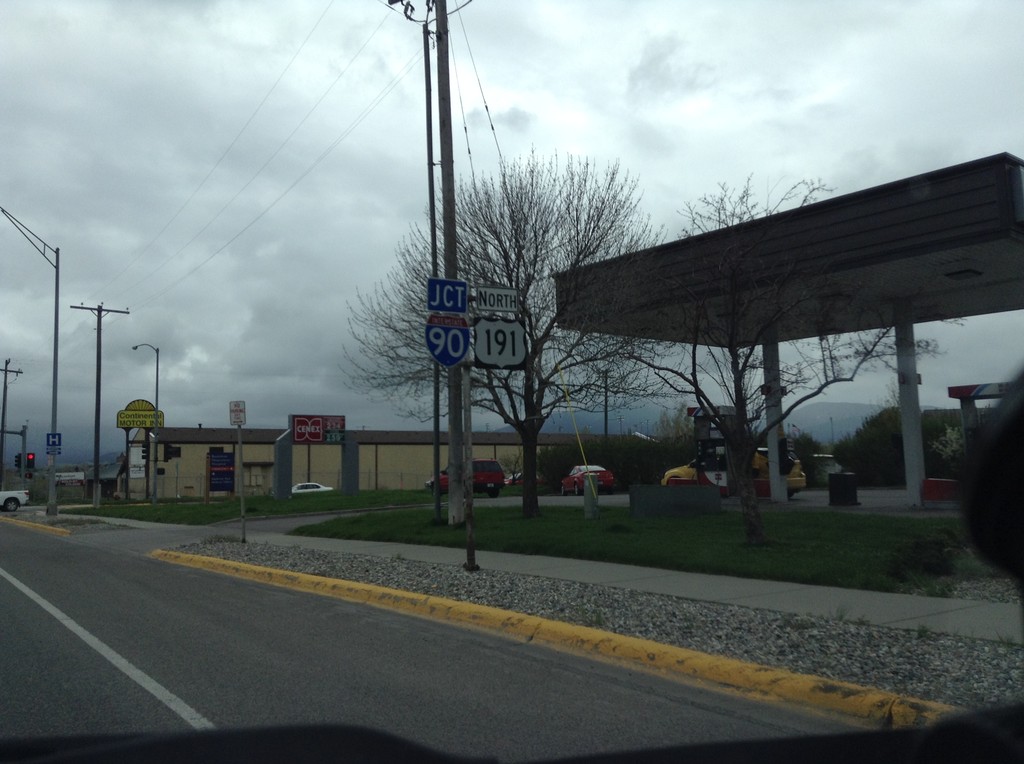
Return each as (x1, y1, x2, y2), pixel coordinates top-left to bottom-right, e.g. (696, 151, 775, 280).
(61, 490, 970, 592)
(59, 489, 429, 525)
(291, 504, 966, 592)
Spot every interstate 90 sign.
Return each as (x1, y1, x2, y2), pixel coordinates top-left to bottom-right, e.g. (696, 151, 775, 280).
(425, 313, 470, 367)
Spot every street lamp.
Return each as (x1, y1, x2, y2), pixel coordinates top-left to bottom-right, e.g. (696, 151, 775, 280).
(132, 344, 159, 506)
(1, 207, 60, 515)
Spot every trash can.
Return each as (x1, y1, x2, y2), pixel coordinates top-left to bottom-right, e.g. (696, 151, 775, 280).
(828, 472, 859, 506)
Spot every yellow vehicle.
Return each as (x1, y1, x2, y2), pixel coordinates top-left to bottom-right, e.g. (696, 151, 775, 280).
(661, 447, 806, 498)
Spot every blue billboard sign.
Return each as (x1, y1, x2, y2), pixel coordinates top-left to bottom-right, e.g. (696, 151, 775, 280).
(209, 452, 235, 492)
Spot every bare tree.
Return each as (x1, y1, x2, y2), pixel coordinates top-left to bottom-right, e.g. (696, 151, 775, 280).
(347, 152, 662, 518)
(638, 178, 918, 544)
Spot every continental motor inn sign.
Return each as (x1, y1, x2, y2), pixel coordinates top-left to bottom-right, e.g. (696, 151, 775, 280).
(116, 399, 164, 429)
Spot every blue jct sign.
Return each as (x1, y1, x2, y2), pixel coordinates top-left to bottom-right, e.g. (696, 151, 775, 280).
(425, 313, 470, 367)
(426, 277, 468, 314)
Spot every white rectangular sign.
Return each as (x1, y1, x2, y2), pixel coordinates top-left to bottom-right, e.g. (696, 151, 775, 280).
(55, 471, 85, 486)
(475, 286, 518, 314)
(130, 445, 146, 479)
(229, 400, 246, 426)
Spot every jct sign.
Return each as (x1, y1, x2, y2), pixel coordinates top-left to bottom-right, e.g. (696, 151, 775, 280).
(292, 415, 346, 444)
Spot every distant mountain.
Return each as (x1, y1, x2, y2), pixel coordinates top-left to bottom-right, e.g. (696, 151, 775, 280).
(533, 400, 887, 448)
(786, 401, 882, 446)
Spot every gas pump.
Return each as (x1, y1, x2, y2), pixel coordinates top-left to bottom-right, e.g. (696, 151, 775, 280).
(662, 408, 804, 497)
(692, 410, 731, 495)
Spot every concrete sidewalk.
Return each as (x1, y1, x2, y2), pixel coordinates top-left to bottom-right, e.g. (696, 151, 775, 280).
(246, 529, 1023, 644)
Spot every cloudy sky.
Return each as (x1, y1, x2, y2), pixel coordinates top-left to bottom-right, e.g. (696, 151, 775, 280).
(2, 0, 1023, 461)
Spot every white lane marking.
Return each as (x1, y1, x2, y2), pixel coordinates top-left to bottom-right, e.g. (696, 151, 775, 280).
(0, 564, 215, 730)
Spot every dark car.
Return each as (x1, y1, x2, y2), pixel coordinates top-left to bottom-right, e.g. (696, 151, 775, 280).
(425, 458, 505, 498)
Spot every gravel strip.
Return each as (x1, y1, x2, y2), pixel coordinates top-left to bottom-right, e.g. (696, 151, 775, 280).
(175, 540, 1024, 710)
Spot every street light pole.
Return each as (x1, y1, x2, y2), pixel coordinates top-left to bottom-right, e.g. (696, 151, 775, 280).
(133, 344, 159, 506)
(1, 207, 61, 515)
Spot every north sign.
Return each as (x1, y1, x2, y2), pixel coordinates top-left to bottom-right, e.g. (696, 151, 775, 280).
(475, 285, 518, 314)
(425, 313, 470, 367)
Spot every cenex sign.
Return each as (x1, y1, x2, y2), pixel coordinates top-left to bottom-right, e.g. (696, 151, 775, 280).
(292, 415, 346, 444)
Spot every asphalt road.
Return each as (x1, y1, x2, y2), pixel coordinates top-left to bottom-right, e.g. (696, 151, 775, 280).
(0, 522, 854, 760)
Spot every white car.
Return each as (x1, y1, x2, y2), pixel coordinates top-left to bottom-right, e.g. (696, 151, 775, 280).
(291, 482, 333, 494)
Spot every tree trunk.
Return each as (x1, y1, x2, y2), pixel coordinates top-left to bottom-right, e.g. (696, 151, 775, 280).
(727, 432, 766, 545)
(738, 477, 766, 545)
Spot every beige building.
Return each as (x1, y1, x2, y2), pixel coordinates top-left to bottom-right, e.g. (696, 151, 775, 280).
(126, 426, 583, 499)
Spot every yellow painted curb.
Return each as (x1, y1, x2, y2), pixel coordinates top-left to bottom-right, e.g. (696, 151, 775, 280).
(150, 549, 957, 728)
(0, 516, 72, 536)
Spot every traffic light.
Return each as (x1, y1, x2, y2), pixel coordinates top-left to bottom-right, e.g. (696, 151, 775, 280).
(14, 453, 21, 469)
(141, 442, 150, 460)
(26, 452, 35, 470)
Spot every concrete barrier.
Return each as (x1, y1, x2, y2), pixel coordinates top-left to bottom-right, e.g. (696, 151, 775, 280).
(628, 484, 722, 518)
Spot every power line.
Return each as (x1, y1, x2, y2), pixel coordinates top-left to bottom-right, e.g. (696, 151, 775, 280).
(93, 0, 339, 302)
(113, 10, 396, 309)
(456, 6, 502, 162)
(126, 50, 423, 314)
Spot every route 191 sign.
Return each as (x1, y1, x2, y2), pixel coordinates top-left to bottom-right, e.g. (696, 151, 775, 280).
(425, 313, 470, 367)
(474, 316, 527, 369)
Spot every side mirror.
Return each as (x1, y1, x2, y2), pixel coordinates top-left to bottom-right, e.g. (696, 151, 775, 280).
(964, 368, 1024, 583)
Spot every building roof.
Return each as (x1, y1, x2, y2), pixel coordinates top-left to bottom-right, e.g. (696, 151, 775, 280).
(154, 427, 287, 445)
(152, 427, 598, 447)
(554, 153, 1024, 345)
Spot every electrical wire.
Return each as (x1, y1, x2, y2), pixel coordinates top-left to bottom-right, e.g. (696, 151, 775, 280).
(111, 10, 395, 307)
(456, 6, 502, 163)
(126, 50, 423, 314)
(93, 0, 339, 302)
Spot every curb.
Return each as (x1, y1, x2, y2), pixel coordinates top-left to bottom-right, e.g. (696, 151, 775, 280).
(0, 516, 72, 536)
(150, 549, 957, 728)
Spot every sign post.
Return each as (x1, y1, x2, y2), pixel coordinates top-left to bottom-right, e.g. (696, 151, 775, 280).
(425, 276, 469, 532)
(229, 401, 246, 542)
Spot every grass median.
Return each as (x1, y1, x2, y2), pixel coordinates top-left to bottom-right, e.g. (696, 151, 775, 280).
(59, 489, 427, 525)
(61, 489, 980, 593)
(292, 503, 971, 593)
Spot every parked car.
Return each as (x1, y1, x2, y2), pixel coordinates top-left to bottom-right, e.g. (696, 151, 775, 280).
(291, 482, 333, 494)
(425, 459, 505, 498)
(1, 489, 30, 512)
(560, 465, 615, 496)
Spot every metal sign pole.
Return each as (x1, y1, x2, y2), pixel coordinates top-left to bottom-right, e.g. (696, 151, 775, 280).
(230, 401, 246, 542)
(238, 423, 246, 543)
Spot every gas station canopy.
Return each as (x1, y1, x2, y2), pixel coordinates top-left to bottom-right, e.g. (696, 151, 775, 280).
(555, 153, 1024, 345)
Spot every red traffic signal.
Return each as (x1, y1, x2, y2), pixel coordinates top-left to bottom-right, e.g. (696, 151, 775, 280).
(26, 452, 35, 470)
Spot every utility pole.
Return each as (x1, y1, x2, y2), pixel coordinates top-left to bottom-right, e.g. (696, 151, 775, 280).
(0, 360, 24, 490)
(424, 12, 443, 526)
(434, 0, 466, 529)
(72, 304, 130, 508)
(1, 208, 60, 515)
